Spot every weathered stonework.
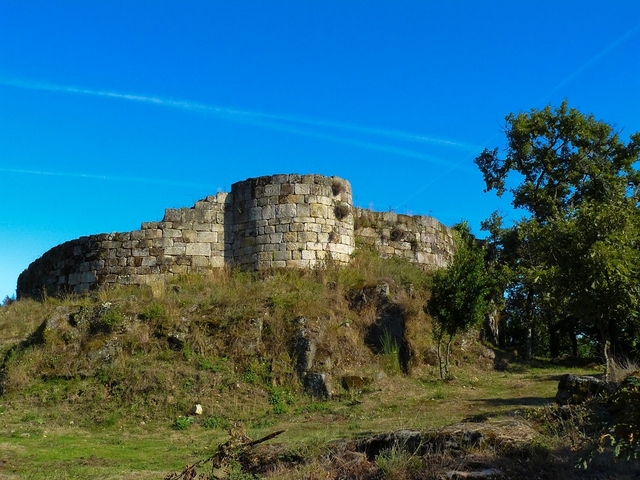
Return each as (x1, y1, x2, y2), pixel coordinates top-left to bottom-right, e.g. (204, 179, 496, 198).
(17, 174, 454, 299)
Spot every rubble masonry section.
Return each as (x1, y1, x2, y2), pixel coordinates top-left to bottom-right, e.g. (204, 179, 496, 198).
(17, 174, 454, 298)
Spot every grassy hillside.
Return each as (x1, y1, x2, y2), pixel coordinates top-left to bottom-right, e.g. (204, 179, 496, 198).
(0, 250, 634, 478)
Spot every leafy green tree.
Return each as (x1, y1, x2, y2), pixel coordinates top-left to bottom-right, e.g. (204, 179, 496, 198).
(426, 222, 492, 379)
(475, 101, 640, 369)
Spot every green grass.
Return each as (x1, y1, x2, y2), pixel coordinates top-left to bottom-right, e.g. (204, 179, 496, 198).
(0, 363, 600, 478)
(0, 260, 613, 478)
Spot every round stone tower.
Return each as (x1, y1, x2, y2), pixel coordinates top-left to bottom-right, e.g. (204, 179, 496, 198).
(229, 173, 354, 270)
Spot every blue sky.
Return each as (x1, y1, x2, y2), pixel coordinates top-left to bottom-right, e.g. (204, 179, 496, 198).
(1, 1, 639, 299)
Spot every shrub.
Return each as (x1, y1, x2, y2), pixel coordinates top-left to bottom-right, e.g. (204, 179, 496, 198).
(174, 416, 194, 430)
(91, 306, 125, 334)
(331, 179, 345, 196)
(334, 203, 350, 220)
(139, 303, 165, 321)
(202, 415, 230, 430)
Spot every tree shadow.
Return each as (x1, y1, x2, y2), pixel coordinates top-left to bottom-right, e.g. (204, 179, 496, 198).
(469, 396, 554, 408)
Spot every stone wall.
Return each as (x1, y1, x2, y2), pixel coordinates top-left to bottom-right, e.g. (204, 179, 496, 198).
(354, 209, 454, 269)
(17, 174, 454, 299)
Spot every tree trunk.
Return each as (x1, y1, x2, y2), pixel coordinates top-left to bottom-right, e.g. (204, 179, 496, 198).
(524, 289, 534, 361)
(549, 323, 560, 358)
(483, 307, 500, 346)
(445, 336, 453, 377)
(437, 336, 444, 380)
(570, 327, 578, 357)
(604, 339, 613, 382)
(608, 316, 620, 359)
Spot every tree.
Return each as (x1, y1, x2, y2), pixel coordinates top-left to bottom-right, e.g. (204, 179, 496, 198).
(475, 101, 640, 370)
(426, 222, 492, 379)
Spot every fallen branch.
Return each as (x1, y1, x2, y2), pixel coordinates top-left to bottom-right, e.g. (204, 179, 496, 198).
(164, 426, 286, 480)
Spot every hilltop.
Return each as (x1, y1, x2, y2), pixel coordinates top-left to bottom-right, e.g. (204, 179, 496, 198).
(0, 250, 635, 479)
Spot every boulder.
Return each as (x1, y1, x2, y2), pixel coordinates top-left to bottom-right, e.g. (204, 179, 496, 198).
(303, 372, 332, 398)
(555, 374, 615, 405)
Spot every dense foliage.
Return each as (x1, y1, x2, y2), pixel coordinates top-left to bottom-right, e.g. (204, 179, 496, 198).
(475, 101, 640, 370)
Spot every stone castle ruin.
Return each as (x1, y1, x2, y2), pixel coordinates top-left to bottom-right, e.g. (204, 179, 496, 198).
(17, 174, 454, 299)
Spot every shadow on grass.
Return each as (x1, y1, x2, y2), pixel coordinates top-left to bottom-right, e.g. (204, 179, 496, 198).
(491, 348, 601, 374)
(470, 396, 553, 407)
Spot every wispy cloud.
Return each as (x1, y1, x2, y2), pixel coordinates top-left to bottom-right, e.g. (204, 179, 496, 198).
(0, 168, 211, 189)
(0, 76, 478, 169)
(549, 20, 640, 95)
(398, 20, 640, 212)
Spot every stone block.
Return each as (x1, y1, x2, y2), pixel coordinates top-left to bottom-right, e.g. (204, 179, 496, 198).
(286, 259, 309, 268)
(250, 206, 263, 221)
(132, 248, 149, 257)
(164, 209, 182, 222)
(182, 230, 197, 243)
(269, 250, 287, 261)
(142, 257, 157, 267)
(186, 243, 211, 256)
(279, 183, 294, 195)
(294, 183, 311, 195)
(191, 256, 210, 267)
(269, 233, 283, 244)
(301, 250, 316, 260)
(242, 236, 256, 248)
(255, 235, 270, 245)
(210, 256, 225, 268)
(264, 184, 280, 196)
(305, 223, 322, 233)
(298, 231, 318, 243)
(91, 259, 105, 270)
(165, 246, 186, 255)
(306, 242, 324, 251)
(152, 238, 174, 247)
(310, 203, 326, 218)
(297, 204, 310, 217)
(193, 222, 213, 231)
(196, 231, 216, 243)
(163, 229, 182, 238)
(145, 229, 162, 239)
(275, 204, 296, 218)
(286, 242, 304, 251)
(283, 231, 297, 242)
